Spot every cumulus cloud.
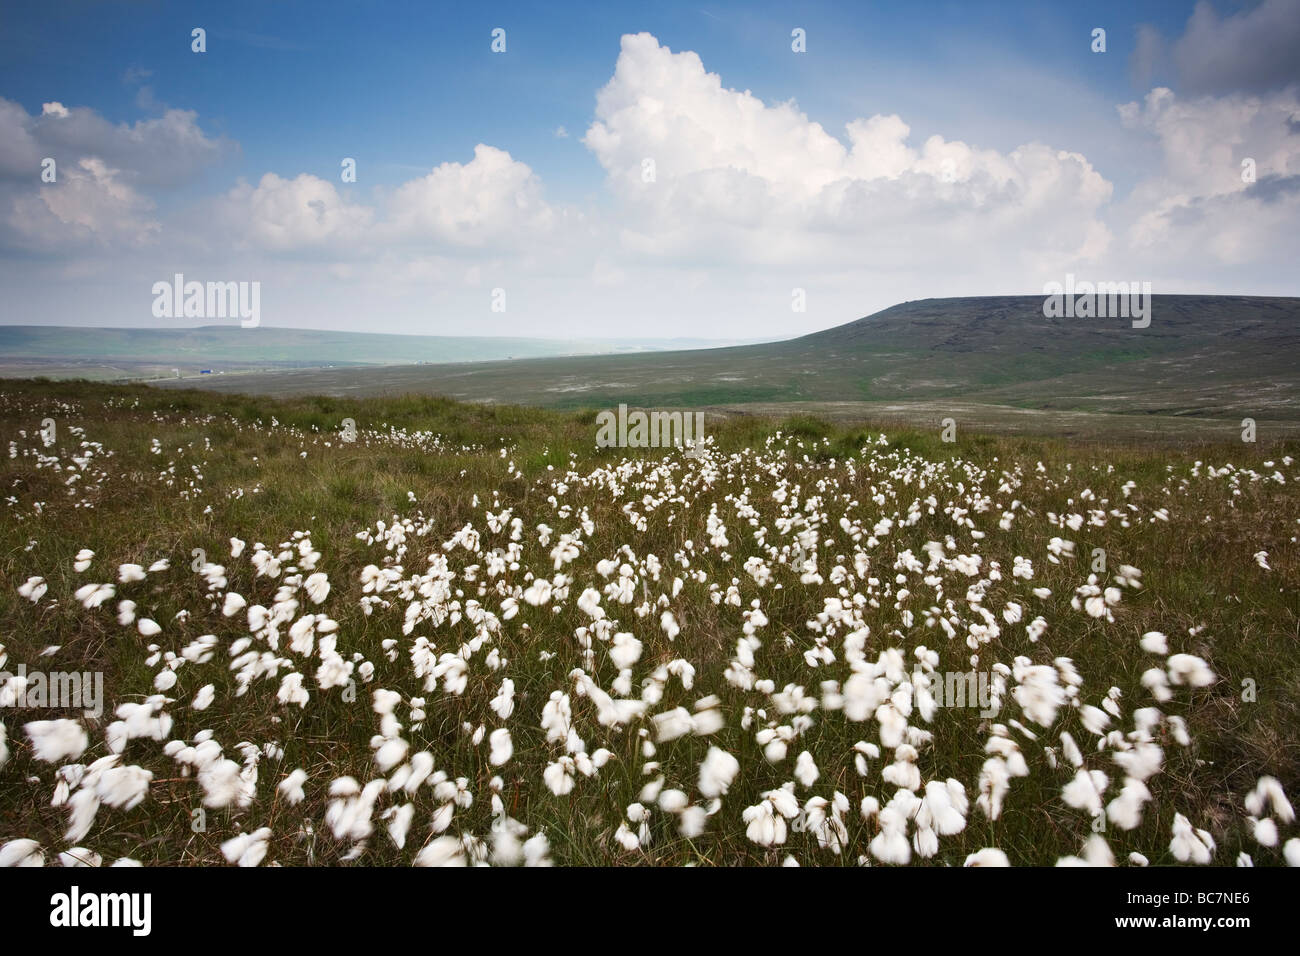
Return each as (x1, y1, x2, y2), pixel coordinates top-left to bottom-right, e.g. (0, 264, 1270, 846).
(383, 144, 558, 249)
(0, 97, 232, 187)
(0, 96, 229, 251)
(209, 144, 568, 264)
(6, 157, 159, 249)
(0, 99, 44, 178)
(218, 173, 374, 252)
(1116, 85, 1300, 266)
(582, 33, 1113, 276)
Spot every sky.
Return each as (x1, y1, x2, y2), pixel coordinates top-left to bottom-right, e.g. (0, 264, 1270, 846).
(0, 0, 1297, 339)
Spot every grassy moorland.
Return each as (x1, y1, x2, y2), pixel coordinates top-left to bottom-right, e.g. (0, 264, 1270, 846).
(0, 378, 1296, 867)
(153, 296, 1300, 442)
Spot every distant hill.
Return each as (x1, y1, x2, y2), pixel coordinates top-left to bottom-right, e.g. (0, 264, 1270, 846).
(146, 295, 1300, 435)
(0, 324, 760, 381)
(747, 294, 1300, 416)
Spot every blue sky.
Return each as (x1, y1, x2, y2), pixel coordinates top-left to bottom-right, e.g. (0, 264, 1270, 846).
(0, 0, 1296, 337)
(1, 0, 1194, 194)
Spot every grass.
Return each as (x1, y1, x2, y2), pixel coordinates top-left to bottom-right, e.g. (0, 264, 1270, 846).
(0, 377, 1297, 867)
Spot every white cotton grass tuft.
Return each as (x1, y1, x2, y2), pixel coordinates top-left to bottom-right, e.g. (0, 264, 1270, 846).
(1139, 631, 1168, 654)
(278, 768, 308, 805)
(1062, 769, 1108, 816)
(221, 827, 273, 867)
(0, 838, 45, 867)
(386, 803, 415, 849)
(74, 582, 115, 608)
(373, 737, 409, 773)
(1252, 817, 1278, 847)
(191, 684, 216, 710)
(1169, 813, 1216, 864)
(116, 600, 136, 625)
(304, 572, 330, 605)
(1244, 776, 1294, 824)
(24, 719, 88, 764)
(490, 679, 515, 720)
(964, 847, 1010, 867)
(65, 788, 99, 843)
(742, 786, 800, 847)
(199, 758, 253, 809)
(869, 810, 911, 864)
(489, 728, 513, 766)
(1079, 705, 1111, 736)
(414, 836, 467, 867)
(1285, 839, 1300, 867)
(698, 747, 740, 798)
(96, 765, 152, 810)
(1166, 653, 1215, 688)
(1140, 667, 1173, 702)
(1106, 777, 1152, 831)
(1056, 834, 1115, 867)
(17, 576, 48, 602)
(609, 632, 642, 670)
(794, 750, 820, 787)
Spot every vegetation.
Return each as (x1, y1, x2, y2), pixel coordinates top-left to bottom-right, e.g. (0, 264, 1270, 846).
(1, 378, 1296, 867)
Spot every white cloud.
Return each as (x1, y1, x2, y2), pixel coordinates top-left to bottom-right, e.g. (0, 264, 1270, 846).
(218, 173, 374, 251)
(1119, 86, 1300, 196)
(0, 99, 44, 178)
(7, 157, 159, 249)
(0, 97, 228, 252)
(383, 144, 558, 249)
(1116, 86, 1300, 268)
(582, 33, 1113, 278)
(1, 98, 232, 187)
(209, 144, 572, 275)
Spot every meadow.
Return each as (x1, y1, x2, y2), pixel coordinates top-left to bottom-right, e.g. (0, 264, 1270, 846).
(1, 377, 1296, 867)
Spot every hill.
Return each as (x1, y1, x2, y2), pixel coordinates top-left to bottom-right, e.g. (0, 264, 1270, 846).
(151, 294, 1300, 439)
